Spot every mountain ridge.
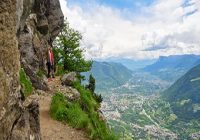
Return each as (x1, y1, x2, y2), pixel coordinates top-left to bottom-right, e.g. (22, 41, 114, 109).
(144, 54, 200, 70)
(97, 58, 156, 70)
(143, 54, 200, 82)
(83, 61, 133, 92)
(163, 64, 200, 120)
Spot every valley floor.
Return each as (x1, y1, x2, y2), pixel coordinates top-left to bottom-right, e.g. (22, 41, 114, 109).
(101, 93, 200, 140)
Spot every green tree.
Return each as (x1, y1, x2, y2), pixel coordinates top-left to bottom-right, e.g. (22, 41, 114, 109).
(53, 20, 92, 73)
(86, 74, 103, 103)
(87, 74, 96, 93)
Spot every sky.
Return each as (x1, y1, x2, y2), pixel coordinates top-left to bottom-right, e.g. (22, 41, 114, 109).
(59, 0, 200, 60)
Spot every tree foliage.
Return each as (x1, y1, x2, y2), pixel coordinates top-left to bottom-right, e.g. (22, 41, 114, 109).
(86, 74, 103, 103)
(87, 74, 96, 93)
(53, 20, 92, 73)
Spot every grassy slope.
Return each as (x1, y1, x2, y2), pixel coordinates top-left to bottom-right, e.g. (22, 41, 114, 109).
(163, 64, 200, 120)
(50, 82, 118, 140)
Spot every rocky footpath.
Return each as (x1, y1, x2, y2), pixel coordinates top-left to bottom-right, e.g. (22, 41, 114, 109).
(0, 0, 63, 139)
(38, 76, 89, 140)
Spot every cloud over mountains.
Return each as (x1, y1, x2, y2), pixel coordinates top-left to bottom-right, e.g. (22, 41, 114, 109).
(59, 0, 200, 60)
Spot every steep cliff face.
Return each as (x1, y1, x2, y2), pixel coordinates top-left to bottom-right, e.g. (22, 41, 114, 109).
(0, 0, 63, 139)
(0, 0, 21, 139)
(19, 0, 64, 90)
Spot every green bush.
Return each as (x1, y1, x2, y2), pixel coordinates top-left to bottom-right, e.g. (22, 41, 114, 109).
(73, 82, 99, 111)
(50, 93, 68, 120)
(65, 103, 89, 128)
(93, 93, 103, 103)
(20, 69, 33, 97)
(50, 93, 89, 128)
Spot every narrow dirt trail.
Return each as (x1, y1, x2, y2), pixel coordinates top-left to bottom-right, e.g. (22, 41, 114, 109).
(39, 77, 89, 140)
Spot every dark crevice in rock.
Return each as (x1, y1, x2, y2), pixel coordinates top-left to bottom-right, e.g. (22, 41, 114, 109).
(7, 114, 22, 140)
(20, 90, 25, 101)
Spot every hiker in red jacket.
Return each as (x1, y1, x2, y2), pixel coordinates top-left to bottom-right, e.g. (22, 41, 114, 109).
(47, 46, 55, 79)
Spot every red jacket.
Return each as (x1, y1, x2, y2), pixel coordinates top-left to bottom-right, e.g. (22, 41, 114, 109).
(48, 50, 54, 65)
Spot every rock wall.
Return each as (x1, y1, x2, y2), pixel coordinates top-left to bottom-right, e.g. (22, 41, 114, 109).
(19, 0, 64, 90)
(0, 0, 63, 139)
(0, 0, 21, 139)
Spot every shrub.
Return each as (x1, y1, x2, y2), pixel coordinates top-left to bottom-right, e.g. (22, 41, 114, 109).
(50, 93, 89, 128)
(65, 103, 89, 128)
(50, 93, 68, 120)
(93, 93, 103, 103)
(73, 81, 99, 111)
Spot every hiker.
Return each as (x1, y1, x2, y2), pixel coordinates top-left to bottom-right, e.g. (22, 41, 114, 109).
(47, 46, 55, 79)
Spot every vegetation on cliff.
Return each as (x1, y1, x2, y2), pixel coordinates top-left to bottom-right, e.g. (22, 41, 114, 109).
(53, 20, 92, 74)
(50, 85, 117, 140)
(20, 68, 33, 97)
(50, 19, 117, 139)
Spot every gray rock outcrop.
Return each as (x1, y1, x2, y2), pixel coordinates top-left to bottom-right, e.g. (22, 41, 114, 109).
(0, 0, 63, 139)
(61, 72, 78, 86)
(63, 87, 80, 101)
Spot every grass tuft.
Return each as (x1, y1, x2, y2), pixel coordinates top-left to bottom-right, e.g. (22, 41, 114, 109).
(20, 68, 33, 97)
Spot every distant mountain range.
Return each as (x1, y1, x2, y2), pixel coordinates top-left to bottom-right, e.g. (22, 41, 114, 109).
(84, 54, 200, 93)
(96, 58, 156, 70)
(143, 54, 200, 82)
(82, 61, 133, 92)
(163, 64, 200, 120)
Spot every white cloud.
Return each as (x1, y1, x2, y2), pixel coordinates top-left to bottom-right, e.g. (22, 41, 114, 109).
(59, 0, 200, 60)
